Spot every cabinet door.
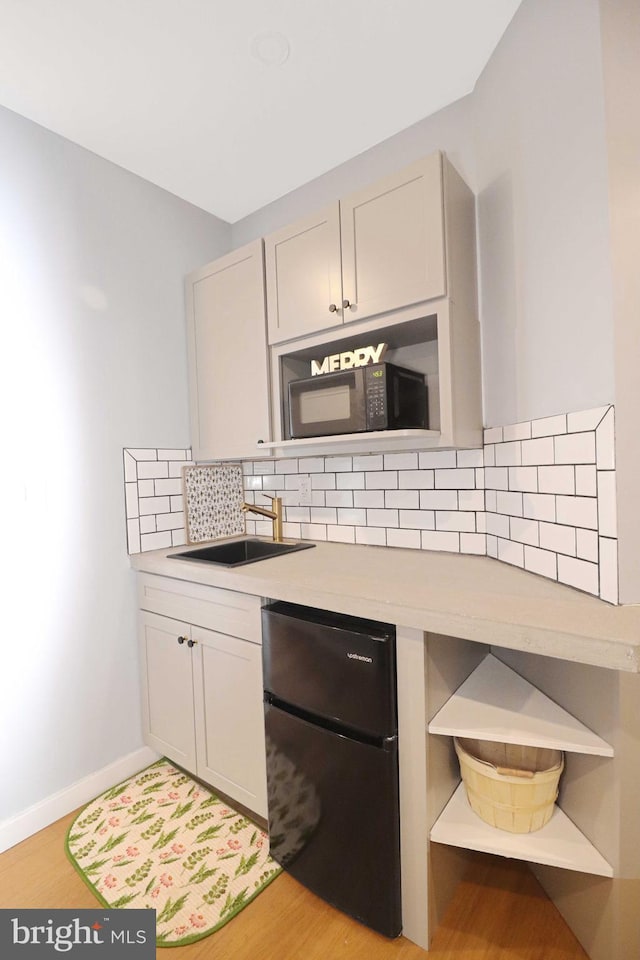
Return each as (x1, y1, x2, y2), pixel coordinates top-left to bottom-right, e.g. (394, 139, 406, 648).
(265, 204, 343, 343)
(340, 153, 446, 322)
(186, 239, 271, 460)
(138, 611, 197, 772)
(192, 627, 268, 818)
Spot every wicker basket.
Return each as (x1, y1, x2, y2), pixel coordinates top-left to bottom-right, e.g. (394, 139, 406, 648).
(454, 737, 564, 834)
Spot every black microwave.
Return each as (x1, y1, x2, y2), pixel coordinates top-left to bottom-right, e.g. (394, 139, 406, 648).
(288, 362, 427, 439)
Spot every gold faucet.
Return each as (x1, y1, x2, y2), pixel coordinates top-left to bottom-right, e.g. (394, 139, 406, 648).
(242, 494, 283, 542)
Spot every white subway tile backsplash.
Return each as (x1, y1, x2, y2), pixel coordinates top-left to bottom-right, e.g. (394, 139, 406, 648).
(420, 489, 459, 511)
(521, 436, 555, 466)
(366, 471, 398, 489)
(275, 459, 299, 474)
(418, 450, 457, 469)
(311, 473, 337, 489)
(510, 516, 539, 547)
(599, 537, 619, 604)
(154, 478, 183, 496)
(171, 529, 187, 547)
(539, 521, 576, 557)
(557, 555, 599, 596)
(325, 456, 353, 472)
(298, 457, 325, 473)
(124, 404, 617, 602)
(495, 441, 522, 467)
(575, 465, 597, 497)
(497, 538, 524, 568)
(538, 465, 575, 495)
(140, 531, 172, 551)
(337, 472, 365, 489)
(567, 406, 609, 433)
(328, 524, 356, 544)
(139, 495, 170, 516)
(157, 449, 188, 461)
(353, 455, 384, 471)
(496, 490, 523, 517)
(554, 432, 596, 465)
(367, 508, 399, 528)
(139, 515, 156, 534)
(421, 530, 460, 552)
(458, 489, 485, 512)
(125, 482, 139, 519)
(556, 495, 598, 530)
(522, 493, 556, 523)
(507, 467, 538, 493)
(597, 471, 617, 538)
(326, 490, 354, 508)
(531, 414, 567, 438)
(156, 511, 186, 532)
(354, 490, 385, 508)
(524, 545, 557, 580)
(123, 451, 137, 483)
(385, 489, 420, 509)
(503, 421, 531, 442)
(484, 427, 503, 444)
(387, 528, 421, 549)
(576, 528, 599, 562)
(137, 460, 169, 480)
(399, 470, 435, 490)
(337, 508, 367, 526)
(399, 510, 435, 530)
(126, 518, 140, 554)
(486, 513, 510, 539)
(435, 468, 476, 489)
(461, 533, 486, 555)
(384, 452, 418, 470)
(484, 467, 509, 491)
(456, 448, 484, 468)
(596, 408, 615, 469)
(436, 511, 476, 532)
(356, 526, 387, 546)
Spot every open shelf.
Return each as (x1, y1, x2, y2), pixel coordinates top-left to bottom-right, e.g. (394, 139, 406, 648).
(428, 654, 614, 757)
(431, 783, 613, 877)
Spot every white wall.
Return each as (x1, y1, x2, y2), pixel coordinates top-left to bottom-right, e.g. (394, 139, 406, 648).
(0, 105, 230, 826)
(473, 0, 614, 426)
(231, 0, 615, 430)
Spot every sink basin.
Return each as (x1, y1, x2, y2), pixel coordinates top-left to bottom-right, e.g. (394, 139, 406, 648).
(168, 538, 315, 567)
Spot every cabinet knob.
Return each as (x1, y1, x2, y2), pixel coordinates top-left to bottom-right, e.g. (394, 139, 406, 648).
(328, 303, 338, 313)
(177, 635, 187, 645)
(342, 299, 353, 310)
(187, 638, 197, 648)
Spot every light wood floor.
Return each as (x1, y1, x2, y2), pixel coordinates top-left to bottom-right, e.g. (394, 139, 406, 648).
(0, 811, 589, 959)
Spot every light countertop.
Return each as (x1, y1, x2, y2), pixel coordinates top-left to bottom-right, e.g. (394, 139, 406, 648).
(131, 539, 640, 673)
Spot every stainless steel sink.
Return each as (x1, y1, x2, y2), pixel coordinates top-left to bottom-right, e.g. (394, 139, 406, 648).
(168, 538, 315, 567)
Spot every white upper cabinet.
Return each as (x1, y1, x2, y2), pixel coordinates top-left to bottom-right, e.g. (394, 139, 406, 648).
(185, 239, 271, 461)
(265, 153, 447, 345)
(265, 205, 343, 343)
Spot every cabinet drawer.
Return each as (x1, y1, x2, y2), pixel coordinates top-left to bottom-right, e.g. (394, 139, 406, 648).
(137, 573, 262, 642)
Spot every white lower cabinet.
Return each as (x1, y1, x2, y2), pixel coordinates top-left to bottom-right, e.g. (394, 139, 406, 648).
(137, 575, 267, 819)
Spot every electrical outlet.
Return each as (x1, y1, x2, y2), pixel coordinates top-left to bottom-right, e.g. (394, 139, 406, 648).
(299, 474, 312, 506)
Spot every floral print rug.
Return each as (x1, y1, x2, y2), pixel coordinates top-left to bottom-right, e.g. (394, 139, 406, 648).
(65, 759, 281, 946)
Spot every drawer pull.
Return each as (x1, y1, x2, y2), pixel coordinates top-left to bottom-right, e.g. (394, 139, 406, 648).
(187, 638, 197, 648)
(177, 635, 187, 645)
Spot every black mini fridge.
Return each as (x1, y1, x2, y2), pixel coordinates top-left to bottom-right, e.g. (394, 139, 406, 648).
(262, 601, 401, 938)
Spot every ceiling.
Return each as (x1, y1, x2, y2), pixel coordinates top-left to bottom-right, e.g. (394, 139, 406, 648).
(0, 0, 522, 223)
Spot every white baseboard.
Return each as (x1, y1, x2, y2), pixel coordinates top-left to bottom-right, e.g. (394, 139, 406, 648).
(0, 746, 160, 854)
